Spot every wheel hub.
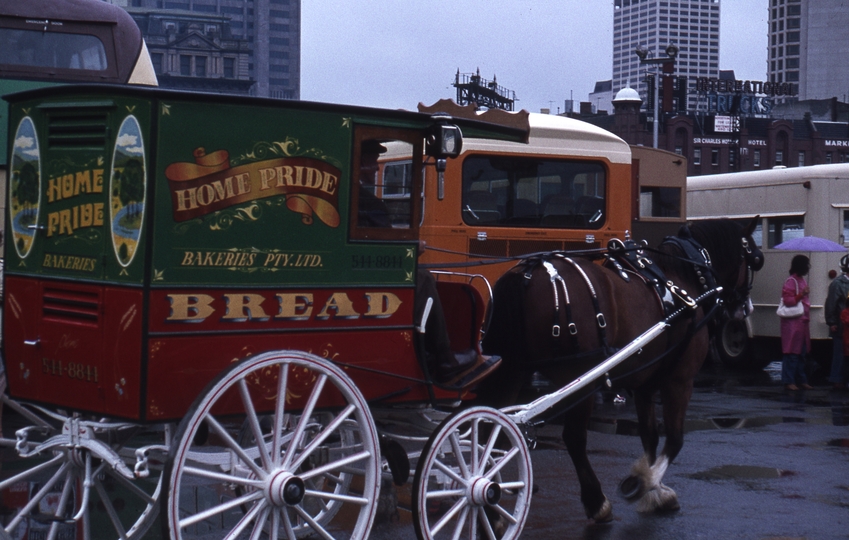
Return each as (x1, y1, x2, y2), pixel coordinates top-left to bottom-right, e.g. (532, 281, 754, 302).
(268, 470, 305, 506)
(468, 477, 501, 506)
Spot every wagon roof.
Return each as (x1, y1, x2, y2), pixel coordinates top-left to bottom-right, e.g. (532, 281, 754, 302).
(3, 84, 529, 144)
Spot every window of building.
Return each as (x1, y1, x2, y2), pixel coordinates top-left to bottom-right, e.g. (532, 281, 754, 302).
(195, 56, 206, 77)
(753, 149, 761, 167)
(775, 150, 783, 166)
(826, 152, 833, 164)
(180, 54, 191, 76)
(711, 148, 719, 166)
(693, 148, 701, 165)
(798, 151, 805, 167)
(223, 57, 235, 78)
(151, 53, 163, 74)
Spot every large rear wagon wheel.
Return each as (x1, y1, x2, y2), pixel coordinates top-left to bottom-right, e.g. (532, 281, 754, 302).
(412, 406, 532, 540)
(163, 350, 381, 540)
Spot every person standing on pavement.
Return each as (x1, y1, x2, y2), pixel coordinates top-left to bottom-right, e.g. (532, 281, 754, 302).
(780, 255, 813, 391)
(824, 254, 849, 390)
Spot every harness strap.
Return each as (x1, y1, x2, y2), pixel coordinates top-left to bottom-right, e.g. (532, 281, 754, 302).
(542, 261, 577, 338)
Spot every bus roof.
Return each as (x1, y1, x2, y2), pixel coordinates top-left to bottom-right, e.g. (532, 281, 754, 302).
(0, 0, 146, 84)
(688, 163, 849, 191)
(418, 100, 631, 164)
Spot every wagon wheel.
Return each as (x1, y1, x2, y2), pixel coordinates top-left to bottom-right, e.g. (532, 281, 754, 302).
(163, 350, 381, 540)
(0, 401, 165, 540)
(412, 406, 532, 540)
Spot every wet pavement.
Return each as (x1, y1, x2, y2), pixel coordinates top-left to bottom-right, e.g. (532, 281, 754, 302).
(2, 360, 847, 539)
(368, 361, 849, 539)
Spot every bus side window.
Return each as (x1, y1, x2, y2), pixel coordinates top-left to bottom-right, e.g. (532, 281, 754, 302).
(766, 216, 804, 248)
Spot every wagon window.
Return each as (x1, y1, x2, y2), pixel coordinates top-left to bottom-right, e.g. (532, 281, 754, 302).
(461, 155, 606, 230)
(350, 127, 422, 241)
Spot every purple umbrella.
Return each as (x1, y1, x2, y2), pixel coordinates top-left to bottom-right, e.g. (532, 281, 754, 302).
(774, 236, 848, 252)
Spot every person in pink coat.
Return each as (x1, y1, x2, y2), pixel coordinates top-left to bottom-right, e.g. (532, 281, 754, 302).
(780, 254, 813, 391)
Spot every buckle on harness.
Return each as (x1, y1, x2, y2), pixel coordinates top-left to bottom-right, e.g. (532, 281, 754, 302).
(596, 313, 607, 328)
(552, 324, 561, 337)
(569, 322, 578, 335)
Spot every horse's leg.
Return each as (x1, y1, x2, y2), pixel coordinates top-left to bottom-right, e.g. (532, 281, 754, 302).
(618, 388, 663, 504)
(621, 382, 690, 513)
(561, 397, 613, 523)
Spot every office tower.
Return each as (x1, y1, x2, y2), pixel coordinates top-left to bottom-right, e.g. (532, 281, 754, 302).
(123, 0, 299, 99)
(612, 0, 720, 111)
(768, 0, 849, 102)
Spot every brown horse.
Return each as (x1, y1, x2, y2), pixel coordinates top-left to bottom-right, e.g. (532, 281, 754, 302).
(479, 218, 763, 522)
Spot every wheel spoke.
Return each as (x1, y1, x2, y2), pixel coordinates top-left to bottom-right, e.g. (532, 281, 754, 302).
(431, 456, 467, 487)
(450, 506, 470, 540)
(448, 431, 470, 479)
(479, 423, 503, 473)
(0, 453, 64, 491)
(423, 488, 466, 501)
(431, 496, 469, 536)
(181, 464, 264, 488)
(282, 373, 328, 469)
(484, 447, 520, 481)
(477, 505, 498, 540)
(179, 489, 264, 529)
(248, 506, 271, 540)
(289, 404, 356, 472)
(293, 504, 337, 540)
(238, 378, 272, 470)
(471, 419, 480, 476)
(204, 414, 267, 479)
(489, 500, 519, 525)
(7, 461, 71, 532)
(222, 499, 266, 540)
(299, 450, 372, 483)
(303, 488, 369, 506)
(272, 363, 290, 467)
(94, 476, 129, 539)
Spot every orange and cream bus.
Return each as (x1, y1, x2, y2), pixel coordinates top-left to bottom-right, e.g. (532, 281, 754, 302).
(407, 101, 633, 295)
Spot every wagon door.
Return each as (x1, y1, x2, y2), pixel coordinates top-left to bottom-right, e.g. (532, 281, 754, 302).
(4, 95, 152, 417)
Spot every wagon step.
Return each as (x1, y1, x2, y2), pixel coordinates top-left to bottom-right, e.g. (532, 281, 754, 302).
(443, 354, 501, 389)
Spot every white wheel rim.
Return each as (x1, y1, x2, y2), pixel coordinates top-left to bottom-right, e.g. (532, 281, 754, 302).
(166, 350, 380, 540)
(413, 406, 532, 540)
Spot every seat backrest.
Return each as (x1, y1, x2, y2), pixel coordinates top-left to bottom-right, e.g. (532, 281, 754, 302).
(435, 281, 485, 352)
(541, 194, 574, 216)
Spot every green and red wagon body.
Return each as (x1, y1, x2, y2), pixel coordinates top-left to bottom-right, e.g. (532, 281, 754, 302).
(3, 85, 522, 422)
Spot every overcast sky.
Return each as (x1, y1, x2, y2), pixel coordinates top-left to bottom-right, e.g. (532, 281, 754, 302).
(301, 0, 769, 114)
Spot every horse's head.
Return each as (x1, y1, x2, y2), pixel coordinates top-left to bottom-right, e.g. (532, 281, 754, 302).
(689, 216, 764, 320)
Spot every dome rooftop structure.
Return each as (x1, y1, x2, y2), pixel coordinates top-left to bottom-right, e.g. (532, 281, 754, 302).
(613, 87, 642, 104)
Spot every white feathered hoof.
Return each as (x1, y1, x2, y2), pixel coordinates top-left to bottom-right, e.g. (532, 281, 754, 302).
(636, 484, 680, 514)
(618, 475, 645, 501)
(590, 496, 614, 523)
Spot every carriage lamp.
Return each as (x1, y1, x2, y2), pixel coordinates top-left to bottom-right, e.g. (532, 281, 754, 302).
(426, 117, 463, 200)
(425, 117, 463, 159)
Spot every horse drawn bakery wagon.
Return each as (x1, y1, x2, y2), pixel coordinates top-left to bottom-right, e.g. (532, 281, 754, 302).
(0, 83, 762, 540)
(0, 83, 538, 540)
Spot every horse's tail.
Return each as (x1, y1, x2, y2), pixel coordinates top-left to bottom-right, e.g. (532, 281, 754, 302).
(482, 267, 528, 361)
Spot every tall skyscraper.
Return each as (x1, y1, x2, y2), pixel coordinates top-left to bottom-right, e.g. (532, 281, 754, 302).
(768, 0, 849, 102)
(120, 0, 300, 99)
(612, 0, 721, 111)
